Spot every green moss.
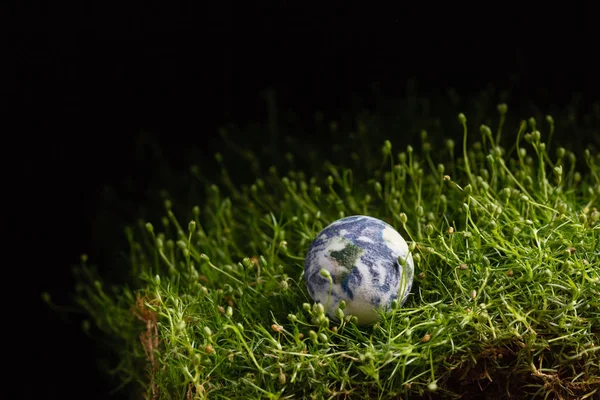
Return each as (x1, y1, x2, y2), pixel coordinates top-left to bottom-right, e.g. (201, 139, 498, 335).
(45, 87, 600, 399)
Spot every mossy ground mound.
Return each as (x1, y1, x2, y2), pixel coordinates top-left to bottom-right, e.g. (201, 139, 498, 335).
(51, 89, 600, 399)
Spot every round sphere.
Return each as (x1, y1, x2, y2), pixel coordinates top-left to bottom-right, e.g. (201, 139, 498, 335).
(304, 215, 414, 325)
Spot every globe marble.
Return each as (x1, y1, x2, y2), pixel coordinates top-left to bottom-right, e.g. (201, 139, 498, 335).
(304, 215, 414, 325)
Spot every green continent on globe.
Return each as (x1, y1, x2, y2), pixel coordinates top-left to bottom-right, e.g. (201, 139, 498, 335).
(329, 241, 364, 283)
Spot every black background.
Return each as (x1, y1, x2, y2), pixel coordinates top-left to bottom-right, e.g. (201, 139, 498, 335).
(10, 3, 599, 399)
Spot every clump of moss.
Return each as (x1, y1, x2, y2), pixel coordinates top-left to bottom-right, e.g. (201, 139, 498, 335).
(50, 90, 599, 399)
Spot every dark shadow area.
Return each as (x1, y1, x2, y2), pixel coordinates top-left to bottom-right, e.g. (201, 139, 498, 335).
(9, 3, 598, 399)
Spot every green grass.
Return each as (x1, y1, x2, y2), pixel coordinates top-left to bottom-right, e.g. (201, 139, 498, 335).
(48, 90, 599, 399)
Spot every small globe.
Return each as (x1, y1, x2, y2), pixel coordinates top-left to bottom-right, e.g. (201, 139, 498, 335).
(304, 215, 414, 325)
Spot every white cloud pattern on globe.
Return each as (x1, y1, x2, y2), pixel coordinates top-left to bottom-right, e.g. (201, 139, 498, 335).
(304, 215, 414, 325)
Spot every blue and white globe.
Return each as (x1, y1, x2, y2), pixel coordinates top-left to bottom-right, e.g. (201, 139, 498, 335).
(304, 215, 414, 325)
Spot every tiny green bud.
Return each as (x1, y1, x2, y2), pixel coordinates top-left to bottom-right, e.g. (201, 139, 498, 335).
(177, 320, 186, 331)
(145, 222, 154, 234)
(279, 371, 287, 385)
(398, 152, 407, 164)
(437, 163, 445, 175)
(554, 165, 563, 177)
(226, 306, 233, 318)
(383, 140, 392, 153)
(314, 303, 325, 315)
(188, 220, 196, 233)
(374, 181, 382, 193)
(318, 333, 328, 343)
(303, 303, 311, 312)
(399, 213, 408, 225)
(557, 202, 568, 215)
(338, 300, 346, 310)
(260, 255, 268, 267)
(193, 353, 204, 367)
(497, 103, 508, 115)
(384, 350, 394, 362)
(309, 330, 318, 343)
(480, 124, 492, 138)
(416, 205, 424, 217)
(425, 223, 434, 236)
(463, 184, 473, 196)
(518, 148, 527, 160)
(335, 308, 345, 321)
(398, 255, 407, 267)
(458, 113, 467, 125)
(319, 315, 330, 327)
(528, 117, 537, 130)
(200, 253, 210, 261)
(320, 268, 331, 279)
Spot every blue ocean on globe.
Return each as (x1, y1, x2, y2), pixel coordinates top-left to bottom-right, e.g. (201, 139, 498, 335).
(304, 215, 414, 325)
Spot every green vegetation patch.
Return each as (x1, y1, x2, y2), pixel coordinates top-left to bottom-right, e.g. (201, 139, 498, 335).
(48, 91, 600, 399)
